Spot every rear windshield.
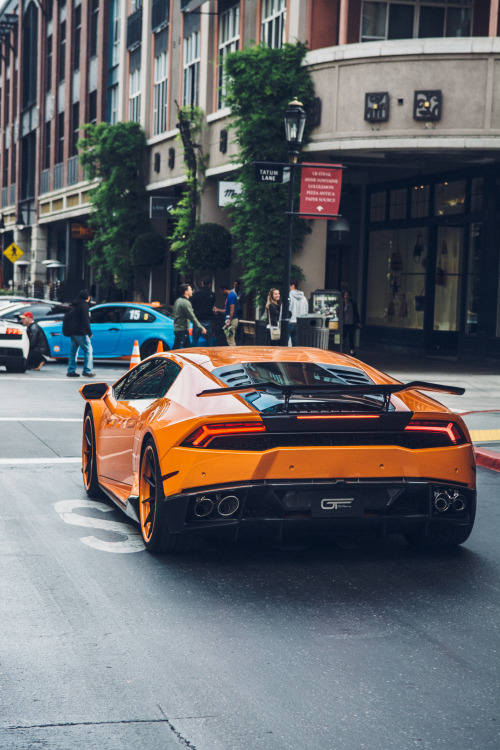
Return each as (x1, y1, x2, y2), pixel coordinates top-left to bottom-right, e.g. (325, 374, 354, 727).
(212, 361, 373, 388)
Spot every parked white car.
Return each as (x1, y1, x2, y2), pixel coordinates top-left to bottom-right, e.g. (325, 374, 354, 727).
(0, 320, 29, 372)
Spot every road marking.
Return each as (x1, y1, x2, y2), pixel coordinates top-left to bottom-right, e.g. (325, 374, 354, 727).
(54, 499, 144, 553)
(0, 417, 81, 421)
(469, 429, 500, 442)
(0, 457, 80, 464)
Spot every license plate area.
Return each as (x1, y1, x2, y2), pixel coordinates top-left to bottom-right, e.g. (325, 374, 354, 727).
(311, 492, 364, 518)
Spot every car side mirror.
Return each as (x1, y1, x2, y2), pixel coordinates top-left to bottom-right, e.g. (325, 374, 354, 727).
(80, 382, 109, 400)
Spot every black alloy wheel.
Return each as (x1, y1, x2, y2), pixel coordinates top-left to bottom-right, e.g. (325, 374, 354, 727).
(82, 411, 103, 498)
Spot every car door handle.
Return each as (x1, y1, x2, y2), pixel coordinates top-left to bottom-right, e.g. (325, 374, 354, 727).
(108, 327, 119, 331)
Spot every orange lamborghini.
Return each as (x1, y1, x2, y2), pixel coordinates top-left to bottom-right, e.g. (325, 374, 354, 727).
(80, 346, 476, 552)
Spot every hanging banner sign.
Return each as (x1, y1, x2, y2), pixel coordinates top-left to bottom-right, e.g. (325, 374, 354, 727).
(299, 163, 343, 219)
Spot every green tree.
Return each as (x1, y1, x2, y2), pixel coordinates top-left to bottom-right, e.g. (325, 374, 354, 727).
(224, 42, 315, 302)
(170, 106, 206, 274)
(189, 222, 232, 280)
(78, 121, 150, 293)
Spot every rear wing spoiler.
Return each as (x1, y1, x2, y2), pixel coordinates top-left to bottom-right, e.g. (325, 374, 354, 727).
(197, 380, 464, 414)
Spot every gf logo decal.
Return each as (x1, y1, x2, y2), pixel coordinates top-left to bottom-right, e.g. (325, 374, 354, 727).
(321, 498, 355, 510)
(54, 499, 144, 553)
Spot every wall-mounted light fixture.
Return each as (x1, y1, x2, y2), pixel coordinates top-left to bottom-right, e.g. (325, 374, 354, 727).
(219, 129, 228, 154)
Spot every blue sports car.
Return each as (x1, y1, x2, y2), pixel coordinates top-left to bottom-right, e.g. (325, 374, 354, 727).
(39, 302, 175, 361)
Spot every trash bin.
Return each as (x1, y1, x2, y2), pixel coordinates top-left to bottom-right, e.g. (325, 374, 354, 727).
(296, 314, 331, 349)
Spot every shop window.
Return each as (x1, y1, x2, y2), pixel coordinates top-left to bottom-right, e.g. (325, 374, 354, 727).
(466, 223, 481, 336)
(365, 228, 428, 329)
(434, 180, 465, 216)
(434, 226, 463, 332)
(370, 191, 386, 222)
(410, 184, 429, 218)
(153, 30, 168, 136)
(389, 188, 407, 220)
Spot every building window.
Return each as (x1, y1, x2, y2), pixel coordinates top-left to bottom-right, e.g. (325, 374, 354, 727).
(59, 20, 66, 81)
(89, 90, 97, 124)
(410, 184, 430, 218)
(434, 180, 466, 216)
(183, 30, 200, 108)
(261, 0, 286, 49)
(369, 191, 387, 222)
(57, 112, 65, 164)
(22, 2, 38, 110)
(153, 35, 168, 135)
(218, 3, 239, 110)
(90, 0, 99, 58)
(361, 0, 472, 42)
(73, 3, 82, 71)
(110, 0, 121, 67)
(44, 122, 51, 170)
(129, 67, 141, 122)
(46, 35, 53, 91)
(108, 84, 119, 124)
(71, 102, 80, 156)
(389, 187, 407, 220)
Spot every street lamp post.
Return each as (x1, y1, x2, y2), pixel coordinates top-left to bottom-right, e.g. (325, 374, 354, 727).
(281, 98, 306, 347)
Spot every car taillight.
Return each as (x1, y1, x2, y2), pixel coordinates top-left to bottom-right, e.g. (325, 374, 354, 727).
(404, 420, 466, 445)
(182, 421, 266, 448)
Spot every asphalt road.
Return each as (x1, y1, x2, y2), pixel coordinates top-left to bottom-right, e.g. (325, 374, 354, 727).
(0, 363, 499, 750)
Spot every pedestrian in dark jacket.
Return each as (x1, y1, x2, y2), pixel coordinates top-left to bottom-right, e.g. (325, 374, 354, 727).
(64, 289, 94, 378)
(191, 278, 215, 346)
(20, 311, 50, 370)
(342, 290, 361, 355)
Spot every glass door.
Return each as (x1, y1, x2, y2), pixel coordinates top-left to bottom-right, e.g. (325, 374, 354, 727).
(428, 225, 464, 352)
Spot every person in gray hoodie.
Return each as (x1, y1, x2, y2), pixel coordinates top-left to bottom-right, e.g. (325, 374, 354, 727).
(288, 280, 309, 346)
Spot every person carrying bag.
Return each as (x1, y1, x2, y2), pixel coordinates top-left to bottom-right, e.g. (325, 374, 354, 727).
(265, 288, 281, 344)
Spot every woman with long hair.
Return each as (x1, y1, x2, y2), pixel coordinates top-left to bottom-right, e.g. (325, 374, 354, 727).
(265, 288, 281, 344)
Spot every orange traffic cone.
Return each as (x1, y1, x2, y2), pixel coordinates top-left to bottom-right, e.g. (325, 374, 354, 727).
(156, 340, 164, 353)
(129, 340, 141, 369)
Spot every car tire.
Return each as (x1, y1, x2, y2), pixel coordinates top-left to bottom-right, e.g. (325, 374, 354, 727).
(139, 438, 195, 553)
(404, 524, 474, 548)
(82, 411, 104, 498)
(140, 339, 169, 360)
(6, 358, 27, 373)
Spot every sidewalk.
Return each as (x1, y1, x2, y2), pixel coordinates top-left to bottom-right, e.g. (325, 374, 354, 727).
(355, 347, 500, 472)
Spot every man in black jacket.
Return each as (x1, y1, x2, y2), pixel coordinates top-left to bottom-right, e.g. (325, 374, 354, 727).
(20, 311, 50, 370)
(64, 289, 94, 378)
(191, 278, 215, 346)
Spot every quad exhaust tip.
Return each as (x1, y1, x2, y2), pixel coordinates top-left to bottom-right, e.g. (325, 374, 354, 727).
(433, 489, 466, 513)
(193, 494, 240, 518)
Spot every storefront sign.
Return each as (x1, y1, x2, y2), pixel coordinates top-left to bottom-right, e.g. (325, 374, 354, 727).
(299, 164, 342, 219)
(150, 197, 177, 218)
(218, 181, 242, 206)
(71, 223, 93, 239)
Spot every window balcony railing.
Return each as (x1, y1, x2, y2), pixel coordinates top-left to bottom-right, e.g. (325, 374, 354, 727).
(152, 0, 169, 30)
(40, 169, 50, 195)
(9, 184, 15, 206)
(2, 187, 8, 208)
(53, 162, 64, 191)
(67, 155, 78, 186)
(127, 8, 143, 50)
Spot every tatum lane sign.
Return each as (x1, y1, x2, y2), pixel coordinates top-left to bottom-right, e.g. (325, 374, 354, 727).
(299, 163, 343, 219)
(255, 165, 287, 183)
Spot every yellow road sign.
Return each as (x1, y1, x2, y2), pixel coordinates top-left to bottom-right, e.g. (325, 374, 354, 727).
(3, 243, 24, 263)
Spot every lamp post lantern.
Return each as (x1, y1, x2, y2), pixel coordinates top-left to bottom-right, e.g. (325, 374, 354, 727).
(281, 98, 306, 346)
